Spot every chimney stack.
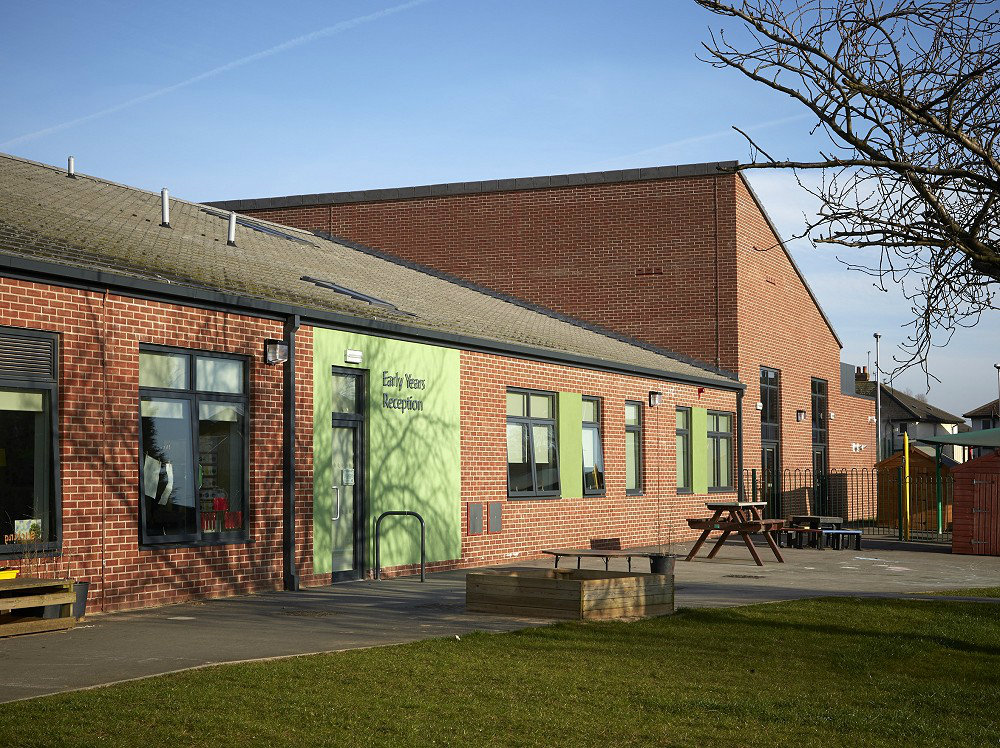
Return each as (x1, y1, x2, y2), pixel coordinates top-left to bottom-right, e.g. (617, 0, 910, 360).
(67, 156, 75, 178)
(227, 212, 237, 246)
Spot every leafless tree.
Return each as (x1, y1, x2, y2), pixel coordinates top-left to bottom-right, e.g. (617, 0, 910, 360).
(696, 0, 1000, 379)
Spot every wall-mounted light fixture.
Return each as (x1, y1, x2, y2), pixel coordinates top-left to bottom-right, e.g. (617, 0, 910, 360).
(796, 409, 807, 422)
(648, 391, 663, 407)
(756, 401, 764, 411)
(345, 349, 363, 365)
(829, 411, 836, 420)
(264, 338, 289, 365)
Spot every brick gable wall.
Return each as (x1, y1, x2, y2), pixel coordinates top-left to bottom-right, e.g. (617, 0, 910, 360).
(245, 173, 874, 479)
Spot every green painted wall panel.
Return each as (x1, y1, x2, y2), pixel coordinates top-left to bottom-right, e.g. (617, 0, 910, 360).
(558, 392, 583, 499)
(692, 407, 709, 495)
(312, 329, 461, 573)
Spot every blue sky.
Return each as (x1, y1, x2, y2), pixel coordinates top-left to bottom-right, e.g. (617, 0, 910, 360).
(3, 0, 997, 417)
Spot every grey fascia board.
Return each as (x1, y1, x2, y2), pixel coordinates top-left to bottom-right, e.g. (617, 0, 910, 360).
(736, 172, 844, 349)
(206, 161, 739, 212)
(0, 253, 743, 392)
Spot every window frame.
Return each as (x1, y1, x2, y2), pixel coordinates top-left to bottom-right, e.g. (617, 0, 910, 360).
(811, 377, 829, 447)
(707, 410, 734, 493)
(582, 396, 605, 497)
(675, 406, 692, 494)
(505, 387, 560, 500)
(0, 326, 61, 558)
(625, 400, 644, 496)
(137, 345, 251, 547)
(760, 366, 781, 445)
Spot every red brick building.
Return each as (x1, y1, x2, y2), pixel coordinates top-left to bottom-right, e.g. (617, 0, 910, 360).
(214, 162, 877, 513)
(1, 153, 744, 613)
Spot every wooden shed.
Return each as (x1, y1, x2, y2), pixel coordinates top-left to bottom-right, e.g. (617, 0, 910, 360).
(952, 450, 1000, 556)
(875, 449, 955, 533)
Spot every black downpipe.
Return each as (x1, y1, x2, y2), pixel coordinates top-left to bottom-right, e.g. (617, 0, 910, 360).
(736, 389, 745, 502)
(283, 314, 301, 591)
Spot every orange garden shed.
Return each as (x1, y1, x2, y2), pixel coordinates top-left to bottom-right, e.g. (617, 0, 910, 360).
(874, 449, 955, 534)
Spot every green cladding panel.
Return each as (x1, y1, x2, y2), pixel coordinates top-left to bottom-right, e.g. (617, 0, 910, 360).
(312, 329, 461, 573)
(558, 392, 583, 499)
(692, 407, 709, 495)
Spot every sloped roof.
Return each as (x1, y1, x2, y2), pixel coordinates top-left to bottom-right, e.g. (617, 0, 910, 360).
(0, 153, 740, 389)
(882, 385, 964, 424)
(964, 399, 999, 419)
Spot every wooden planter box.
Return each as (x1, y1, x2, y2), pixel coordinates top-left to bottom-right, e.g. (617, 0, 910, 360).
(0, 577, 77, 638)
(466, 567, 674, 620)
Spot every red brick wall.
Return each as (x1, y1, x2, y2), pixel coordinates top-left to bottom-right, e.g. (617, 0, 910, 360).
(456, 350, 738, 567)
(243, 175, 739, 372)
(733, 177, 876, 477)
(245, 172, 874, 479)
(0, 277, 318, 612)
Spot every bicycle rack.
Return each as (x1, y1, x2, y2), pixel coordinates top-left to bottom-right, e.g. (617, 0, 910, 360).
(374, 510, 426, 582)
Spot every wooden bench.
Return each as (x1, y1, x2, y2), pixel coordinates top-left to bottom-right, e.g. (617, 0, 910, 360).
(542, 539, 670, 573)
(778, 527, 826, 549)
(0, 577, 77, 638)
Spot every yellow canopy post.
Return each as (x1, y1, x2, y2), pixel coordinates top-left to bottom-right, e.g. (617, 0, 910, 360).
(903, 432, 911, 541)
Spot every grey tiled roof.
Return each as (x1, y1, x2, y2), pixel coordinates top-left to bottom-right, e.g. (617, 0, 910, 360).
(882, 385, 964, 424)
(0, 153, 739, 389)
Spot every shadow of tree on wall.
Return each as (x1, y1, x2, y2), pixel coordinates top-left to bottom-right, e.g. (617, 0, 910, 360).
(312, 332, 461, 576)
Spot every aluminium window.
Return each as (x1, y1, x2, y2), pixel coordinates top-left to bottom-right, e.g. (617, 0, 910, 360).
(0, 327, 60, 555)
(707, 411, 734, 491)
(138, 347, 249, 545)
(582, 397, 605, 495)
(625, 401, 643, 494)
(506, 389, 560, 498)
(811, 378, 829, 446)
(676, 407, 692, 493)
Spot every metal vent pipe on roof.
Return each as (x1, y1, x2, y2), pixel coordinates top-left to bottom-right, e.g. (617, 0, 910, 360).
(67, 156, 75, 178)
(160, 188, 170, 228)
(227, 212, 237, 246)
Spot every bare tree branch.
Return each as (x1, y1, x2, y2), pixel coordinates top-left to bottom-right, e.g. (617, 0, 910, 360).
(696, 0, 1000, 380)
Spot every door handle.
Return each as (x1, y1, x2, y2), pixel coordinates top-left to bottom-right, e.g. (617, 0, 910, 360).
(332, 485, 341, 521)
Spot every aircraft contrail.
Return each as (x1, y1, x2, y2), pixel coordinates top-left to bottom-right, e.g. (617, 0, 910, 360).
(594, 113, 814, 166)
(0, 0, 433, 149)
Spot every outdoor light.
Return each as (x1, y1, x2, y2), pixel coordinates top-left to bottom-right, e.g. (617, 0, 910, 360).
(263, 338, 289, 365)
(648, 391, 663, 407)
(796, 409, 807, 422)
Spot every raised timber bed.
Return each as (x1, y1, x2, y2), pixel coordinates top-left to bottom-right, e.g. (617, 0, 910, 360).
(466, 567, 674, 620)
(0, 577, 76, 638)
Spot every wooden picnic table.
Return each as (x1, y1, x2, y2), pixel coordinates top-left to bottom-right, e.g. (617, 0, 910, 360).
(684, 501, 784, 567)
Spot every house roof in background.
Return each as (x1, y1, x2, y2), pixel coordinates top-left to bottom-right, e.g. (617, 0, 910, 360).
(964, 399, 999, 418)
(882, 385, 965, 424)
(0, 153, 740, 390)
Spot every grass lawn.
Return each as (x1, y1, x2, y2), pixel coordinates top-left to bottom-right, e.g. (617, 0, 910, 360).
(3, 597, 999, 747)
(920, 587, 1000, 598)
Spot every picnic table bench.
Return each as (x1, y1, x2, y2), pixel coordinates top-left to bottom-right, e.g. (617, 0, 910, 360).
(684, 501, 784, 566)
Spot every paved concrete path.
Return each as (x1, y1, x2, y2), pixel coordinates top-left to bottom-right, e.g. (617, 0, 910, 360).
(3, 537, 999, 703)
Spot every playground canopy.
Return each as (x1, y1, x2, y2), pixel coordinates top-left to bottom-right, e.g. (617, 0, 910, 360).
(916, 427, 1000, 449)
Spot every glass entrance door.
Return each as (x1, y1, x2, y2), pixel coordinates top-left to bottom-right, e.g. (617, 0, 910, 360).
(812, 446, 828, 515)
(330, 423, 359, 577)
(761, 443, 780, 518)
(328, 368, 365, 583)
